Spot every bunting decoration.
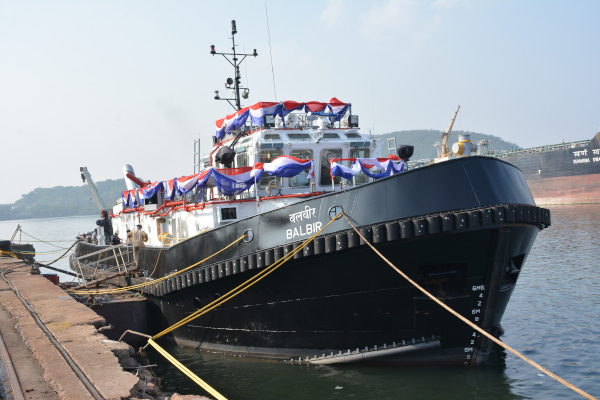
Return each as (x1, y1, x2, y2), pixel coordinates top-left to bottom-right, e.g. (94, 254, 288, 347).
(142, 181, 164, 200)
(260, 155, 314, 178)
(122, 189, 140, 208)
(214, 98, 351, 140)
(176, 172, 202, 196)
(331, 157, 405, 180)
(166, 179, 178, 201)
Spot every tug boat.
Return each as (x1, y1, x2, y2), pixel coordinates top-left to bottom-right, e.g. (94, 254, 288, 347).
(71, 21, 550, 365)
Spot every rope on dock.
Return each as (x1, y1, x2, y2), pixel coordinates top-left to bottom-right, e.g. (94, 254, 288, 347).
(33, 241, 78, 267)
(0, 250, 19, 259)
(66, 234, 249, 295)
(341, 212, 597, 400)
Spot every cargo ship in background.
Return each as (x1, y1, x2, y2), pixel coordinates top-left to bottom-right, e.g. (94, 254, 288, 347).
(489, 132, 600, 205)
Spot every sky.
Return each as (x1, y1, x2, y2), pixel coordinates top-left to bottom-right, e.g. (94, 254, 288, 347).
(1, 0, 599, 204)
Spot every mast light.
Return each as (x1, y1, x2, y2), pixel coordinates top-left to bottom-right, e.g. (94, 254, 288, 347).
(210, 45, 216, 55)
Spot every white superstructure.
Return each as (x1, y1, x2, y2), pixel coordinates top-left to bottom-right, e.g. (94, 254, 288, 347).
(109, 110, 402, 247)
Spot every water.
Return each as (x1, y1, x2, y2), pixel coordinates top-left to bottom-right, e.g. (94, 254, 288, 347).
(0, 215, 98, 282)
(1, 206, 599, 399)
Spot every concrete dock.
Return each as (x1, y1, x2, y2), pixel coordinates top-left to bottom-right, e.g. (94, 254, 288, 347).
(0, 256, 207, 400)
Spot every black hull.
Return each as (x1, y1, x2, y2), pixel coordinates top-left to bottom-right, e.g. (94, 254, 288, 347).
(72, 157, 548, 365)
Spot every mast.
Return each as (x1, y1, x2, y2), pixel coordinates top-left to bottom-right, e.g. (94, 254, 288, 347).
(441, 105, 460, 157)
(210, 20, 258, 112)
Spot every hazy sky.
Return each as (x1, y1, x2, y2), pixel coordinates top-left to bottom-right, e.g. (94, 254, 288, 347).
(1, 0, 599, 204)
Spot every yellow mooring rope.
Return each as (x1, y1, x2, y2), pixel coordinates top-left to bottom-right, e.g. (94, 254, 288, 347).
(0, 251, 18, 259)
(127, 213, 342, 400)
(67, 234, 248, 295)
(147, 339, 228, 400)
(341, 212, 597, 400)
(152, 213, 341, 340)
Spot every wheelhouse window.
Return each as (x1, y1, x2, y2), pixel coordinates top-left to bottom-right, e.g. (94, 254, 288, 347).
(345, 133, 361, 138)
(288, 133, 310, 140)
(264, 134, 281, 140)
(235, 151, 248, 168)
(323, 133, 340, 139)
(289, 149, 313, 187)
(350, 148, 370, 184)
(259, 149, 283, 189)
(320, 149, 342, 186)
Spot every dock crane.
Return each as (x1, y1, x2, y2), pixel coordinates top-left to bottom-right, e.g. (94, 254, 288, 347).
(80, 167, 112, 244)
(439, 105, 460, 158)
(80, 167, 108, 211)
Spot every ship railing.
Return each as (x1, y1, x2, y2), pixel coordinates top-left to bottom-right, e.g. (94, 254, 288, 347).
(73, 244, 136, 281)
(405, 159, 431, 170)
(492, 139, 592, 158)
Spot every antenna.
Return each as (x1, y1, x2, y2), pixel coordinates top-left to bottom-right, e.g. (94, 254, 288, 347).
(371, 107, 374, 138)
(210, 20, 258, 111)
(265, 0, 277, 101)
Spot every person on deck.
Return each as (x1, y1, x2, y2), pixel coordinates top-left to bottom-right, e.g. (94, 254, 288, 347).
(127, 224, 148, 269)
(85, 233, 92, 244)
(111, 231, 121, 245)
(92, 229, 98, 245)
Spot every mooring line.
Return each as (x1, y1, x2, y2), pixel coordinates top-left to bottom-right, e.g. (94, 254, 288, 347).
(67, 234, 248, 295)
(16, 230, 76, 250)
(118, 214, 343, 400)
(153, 213, 340, 339)
(341, 212, 596, 400)
(147, 339, 227, 400)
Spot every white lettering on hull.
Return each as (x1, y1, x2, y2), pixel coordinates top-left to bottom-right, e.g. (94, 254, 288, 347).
(286, 221, 323, 239)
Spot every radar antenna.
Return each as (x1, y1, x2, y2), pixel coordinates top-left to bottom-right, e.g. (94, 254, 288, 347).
(440, 105, 460, 157)
(210, 20, 258, 112)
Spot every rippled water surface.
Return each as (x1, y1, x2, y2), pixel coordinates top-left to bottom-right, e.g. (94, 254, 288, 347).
(0, 215, 98, 281)
(2, 206, 599, 399)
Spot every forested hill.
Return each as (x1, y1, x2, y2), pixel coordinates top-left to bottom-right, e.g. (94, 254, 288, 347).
(375, 130, 521, 160)
(0, 179, 126, 221)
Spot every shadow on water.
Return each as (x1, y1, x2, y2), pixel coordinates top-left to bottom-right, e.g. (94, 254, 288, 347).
(145, 343, 524, 400)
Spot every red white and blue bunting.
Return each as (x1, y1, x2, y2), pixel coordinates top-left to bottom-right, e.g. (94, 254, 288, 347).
(330, 157, 404, 180)
(257, 155, 314, 178)
(120, 156, 403, 208)
(121, 189, 139, 208)
(142, 181, 163, 200)
(166, 179, 178, 201)
(216, 98, 351, 140)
